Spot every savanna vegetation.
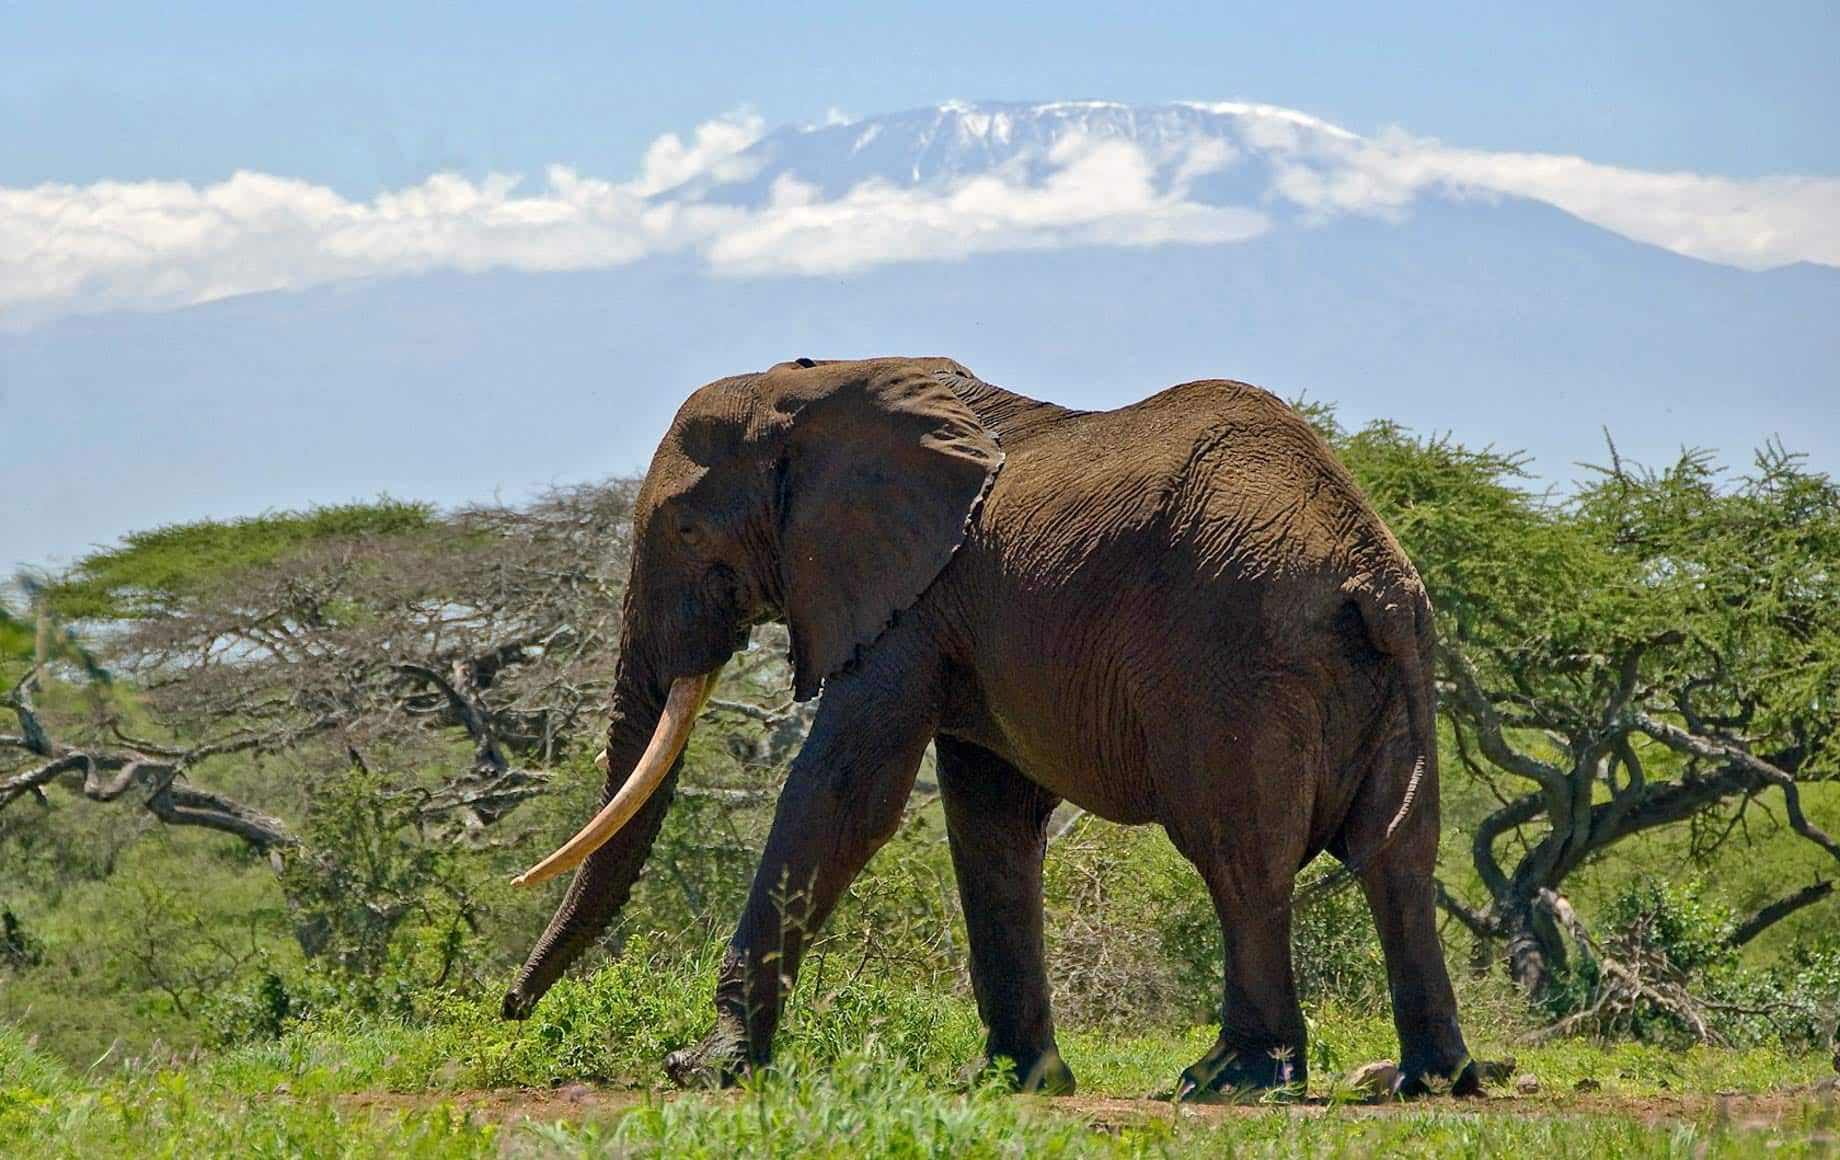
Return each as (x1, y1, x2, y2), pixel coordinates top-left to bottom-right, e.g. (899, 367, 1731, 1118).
(3, 409, 1837, 1156)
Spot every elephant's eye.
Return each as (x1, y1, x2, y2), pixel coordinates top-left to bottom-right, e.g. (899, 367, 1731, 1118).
(663, 503, 708, 549)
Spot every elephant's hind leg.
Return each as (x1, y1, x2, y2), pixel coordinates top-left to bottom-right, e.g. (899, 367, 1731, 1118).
(936, 736, 1074, 1094)
(1340, 734, 1479, 1096)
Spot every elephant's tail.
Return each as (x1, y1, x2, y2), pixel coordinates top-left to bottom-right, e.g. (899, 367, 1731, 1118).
(1375, 580, 1438, 849)
(1294, 577, 1438, 910)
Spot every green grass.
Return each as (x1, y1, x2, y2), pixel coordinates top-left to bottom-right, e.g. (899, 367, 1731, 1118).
(0, 1021, 497, 1158)
(7, 944, 1835, 1158)
(542, 1081, 1839, 1159)
(6, 1018, 1835, 1159)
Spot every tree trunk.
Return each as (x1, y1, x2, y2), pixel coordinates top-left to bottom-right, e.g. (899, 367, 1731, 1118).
(1502, 894, 1567, 999)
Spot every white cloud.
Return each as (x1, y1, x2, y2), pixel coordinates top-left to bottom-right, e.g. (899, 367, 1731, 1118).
(0, 115, 1269, 326)
(0, 168, 686, 324)
(705, 134, 1268, 275)
(624, 110, 766, 197)
(2, 102, 1835, 328)
(1266, 127, 1840, 270)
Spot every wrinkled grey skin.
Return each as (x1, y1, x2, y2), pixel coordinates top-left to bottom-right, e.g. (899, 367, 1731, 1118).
(504, 357, 1478, 1100)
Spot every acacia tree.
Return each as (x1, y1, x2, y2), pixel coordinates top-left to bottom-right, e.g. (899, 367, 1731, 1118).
(1333, 417, 1840, 1008)
(1, 485, 805, 973)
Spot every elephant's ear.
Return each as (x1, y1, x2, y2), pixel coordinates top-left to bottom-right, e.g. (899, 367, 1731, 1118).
(768, 361, 1002, 701)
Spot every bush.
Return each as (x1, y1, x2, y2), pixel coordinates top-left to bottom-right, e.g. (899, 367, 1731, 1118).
(1600, 880, 1735, 978)
(1544, 877, 1840, 1051)
(1292, 864, 1391, 1010)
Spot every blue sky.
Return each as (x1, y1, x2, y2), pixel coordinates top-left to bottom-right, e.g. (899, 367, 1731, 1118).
(4, 1, 1836, 571)
(5, 0, 1836, 196)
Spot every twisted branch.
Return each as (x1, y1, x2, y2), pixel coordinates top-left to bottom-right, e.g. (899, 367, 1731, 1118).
(1633, 713, 1839, 866)
(1728, 881, 1834, 949)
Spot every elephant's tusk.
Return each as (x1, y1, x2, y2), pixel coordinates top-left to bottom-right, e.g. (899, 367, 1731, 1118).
(511, 667, 721, 889)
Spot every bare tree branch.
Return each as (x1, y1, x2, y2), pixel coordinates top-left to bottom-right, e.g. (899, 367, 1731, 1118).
(1470, 791, 1545, 900)
(395, 661, 506, 772)
(0, 743, 299, 853)
(3, 673, 53, 758)
(707, 698, 796, 724)
(1439, 645, 1569, 793)
(1728, 881, 1835, 949)
(1633, 713, 1840, 866)
(150, 781, 299, 853)
(1529, 888, 1723, 1046)
(1435, 879, 1501, 938)
(0, 753, 85, 809)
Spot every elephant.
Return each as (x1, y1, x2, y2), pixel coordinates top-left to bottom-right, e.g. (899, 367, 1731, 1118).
(501, 355, 1480, 1100)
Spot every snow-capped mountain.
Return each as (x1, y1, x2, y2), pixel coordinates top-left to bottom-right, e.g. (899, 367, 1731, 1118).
(6, 101, 1836, 569)
(657, 101, 1349, 207)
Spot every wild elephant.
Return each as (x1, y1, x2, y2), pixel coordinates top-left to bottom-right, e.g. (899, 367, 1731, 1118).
(502, 357, 1478, 1100)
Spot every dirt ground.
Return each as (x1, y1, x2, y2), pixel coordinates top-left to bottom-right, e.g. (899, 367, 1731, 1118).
(343, 1082, 1840, 1135)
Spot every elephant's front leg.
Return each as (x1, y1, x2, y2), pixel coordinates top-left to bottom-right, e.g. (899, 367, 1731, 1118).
(665, 653, 938, 1087)
(936, 737, 1073, 1094)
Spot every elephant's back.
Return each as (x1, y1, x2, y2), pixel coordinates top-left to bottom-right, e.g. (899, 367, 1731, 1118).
(978, 378, 1408, 593)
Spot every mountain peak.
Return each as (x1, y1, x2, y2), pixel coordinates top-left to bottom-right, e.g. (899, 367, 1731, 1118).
(662, 97, 1364, 207)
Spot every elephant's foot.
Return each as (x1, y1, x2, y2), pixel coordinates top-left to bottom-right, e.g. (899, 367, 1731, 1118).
(958, 1046, 1077, 1095)
(1341, 1052, 1481, 1100)
(1171, 1042, 1305, 1104)
(1396, 1052, 1482, 1098)
(664, 1020, 754, 1090)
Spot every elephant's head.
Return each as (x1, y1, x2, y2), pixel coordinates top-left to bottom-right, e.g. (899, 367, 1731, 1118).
(502, 356, 1002, 1017)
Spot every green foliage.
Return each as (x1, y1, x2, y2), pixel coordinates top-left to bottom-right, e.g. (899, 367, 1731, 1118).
(101, 878, 278, 1021)
(1601, 879, 1736, 978)
(1536, 877, 1840, 1051)
(1041, 817, 1210, 1024)
(621, 737, 787, 946)
(0, 828, 305, 1063)
(1568, 443, 1840, 770)
(41, 498, 434, 621)
(1330, 417, 1585, 649)
(1322, 417, 1840, 770)
(0, 908, 42, 969)
(0, 585, 109, 685)
(205, 968, 294, 1047)
(1696, 929, 1840, 1053)
(286, 763, 477, 994)
(0, 605, 35, 664)
(1290, 865, 1391, 1010)
(1042, 824, 1390, 1028)
(1311, 409, 1840, 1030)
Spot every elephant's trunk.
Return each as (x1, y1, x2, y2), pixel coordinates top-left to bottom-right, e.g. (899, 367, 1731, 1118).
(501, 659, 700, 1019)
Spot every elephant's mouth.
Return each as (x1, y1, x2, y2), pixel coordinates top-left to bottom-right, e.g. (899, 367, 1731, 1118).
(510, 664, 724, 889)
